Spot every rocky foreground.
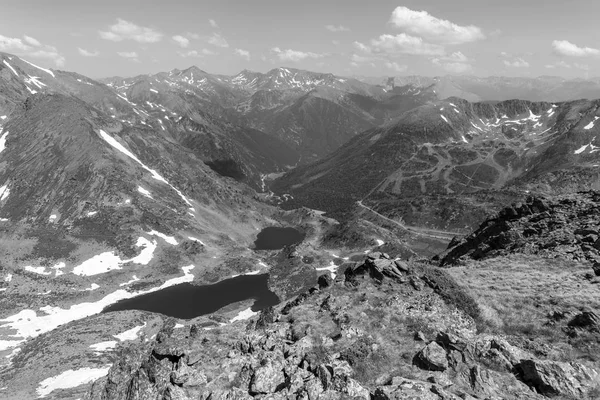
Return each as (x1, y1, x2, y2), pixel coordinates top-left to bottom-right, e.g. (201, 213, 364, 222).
(88, 250, 600, 400)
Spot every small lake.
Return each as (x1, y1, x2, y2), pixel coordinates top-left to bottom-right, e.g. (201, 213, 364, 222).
(103, 274, 279, 319)
(254, 226, 305, 250)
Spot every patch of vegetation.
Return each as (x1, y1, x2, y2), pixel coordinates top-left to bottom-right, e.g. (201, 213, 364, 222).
(419, 266, 483, 326)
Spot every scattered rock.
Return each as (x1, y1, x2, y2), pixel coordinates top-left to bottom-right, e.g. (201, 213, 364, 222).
(416, 342, 448, 372)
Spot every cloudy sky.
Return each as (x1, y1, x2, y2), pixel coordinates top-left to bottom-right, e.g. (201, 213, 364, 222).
(1, 0, 599, 79)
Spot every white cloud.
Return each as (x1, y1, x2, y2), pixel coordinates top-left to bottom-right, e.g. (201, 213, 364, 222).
(207, 33, 229, 48)
(234, 48, 251, 60)
(172, 35, 190, 48)
(99, 18, 163, 43)
(178, 49, 215, 58)
(325, 25, 350, 32)
(78, 48, 100, 57)
(23, 35, 41, 47)
(209, 19, 219, 28)
(0, 34, 65, 66)
(552, 40, 599, 57)
(385, 61, 407, 73)
(503, 57, 529, 68)
(390, 6, 485, 44)
(117, 51, 139, 62)
(370, 33, 444, 56)
(353, 41, 371, 53)
(271, 47, 325, 62)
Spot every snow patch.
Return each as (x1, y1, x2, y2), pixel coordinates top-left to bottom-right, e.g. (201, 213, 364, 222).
(316, 261, 339, 279)
(86, 211, 98, 217)
(36, 366, 111, 398)
(230, 308, 258, 323)
(584, 117, 599, 130)
(24, 265, 52, 275)
(90, 341, 117, 352)
(99, 130, 193, 208)
(188, 236, 205, 245)
(0, 129, 8, 153)
(84, 283, 100, 291)
(2, 60, 18, 76)
(0, 184, 9, 201)
(440, 115, 449, 123)
(575, 144, 590, 154)
(137, 186, 153, 199)
(150, 89, 158, 93)
(113, 323, 146, 341)
(72, 237, 157, 276)
(147, 230, 178, 245)
(21, 58, 55, 77)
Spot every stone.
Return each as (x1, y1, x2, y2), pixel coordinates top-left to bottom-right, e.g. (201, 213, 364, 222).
(416, 342, 448, 372)
(516, 359, 600, 397)
(394, 260, 411, 274)
(318, 274, 333, 289)
(568, 310, 599, 331)
(170, 363, 207, 387)
(249, 360, 285, 394)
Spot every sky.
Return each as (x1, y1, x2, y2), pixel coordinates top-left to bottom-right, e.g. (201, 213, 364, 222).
(0, 0, 599, 79)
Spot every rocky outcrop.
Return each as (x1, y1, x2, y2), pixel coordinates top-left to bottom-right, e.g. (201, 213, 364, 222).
(438, 192, 600, 269)
(415, 342, 448, 371)
(516, 359, 599, 397)
(89, 254, 600, 400)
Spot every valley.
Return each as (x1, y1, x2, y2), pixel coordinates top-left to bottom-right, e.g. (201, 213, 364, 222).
(0, 47, 599, 399)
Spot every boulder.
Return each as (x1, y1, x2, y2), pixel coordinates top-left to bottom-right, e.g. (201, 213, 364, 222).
(567, 310, 599, 332)
(318, 274, 333, 289)
(416, 342, 448, 371)
(516, 359, 600, 397)
(249, 360, 285, 394)
(170, 363, 207, 387)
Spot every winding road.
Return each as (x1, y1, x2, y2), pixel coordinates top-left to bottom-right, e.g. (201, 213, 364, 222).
(356, 200, 462, 241)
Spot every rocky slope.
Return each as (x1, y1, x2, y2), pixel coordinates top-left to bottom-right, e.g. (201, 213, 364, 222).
(437, 191, 600, 269)
(0, 53, 299, 191)
(0, 52, 308, 397)
(88, 251, 600, 400)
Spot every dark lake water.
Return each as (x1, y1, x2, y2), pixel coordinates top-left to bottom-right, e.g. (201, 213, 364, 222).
(253, 226, 305, 250)
(103, 274, 279, 319)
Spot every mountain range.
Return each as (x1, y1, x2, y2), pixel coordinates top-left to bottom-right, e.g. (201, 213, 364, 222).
(1, 50, 600, 398)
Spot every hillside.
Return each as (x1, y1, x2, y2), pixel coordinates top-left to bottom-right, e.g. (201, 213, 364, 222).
(103, 67, 438, 164)
(272, 98, 600, 232)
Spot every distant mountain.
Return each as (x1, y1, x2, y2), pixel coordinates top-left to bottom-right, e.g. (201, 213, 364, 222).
(272, 97, 600, 231)
(355, 75, 600, 102)
(103, 67, 437, 163)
